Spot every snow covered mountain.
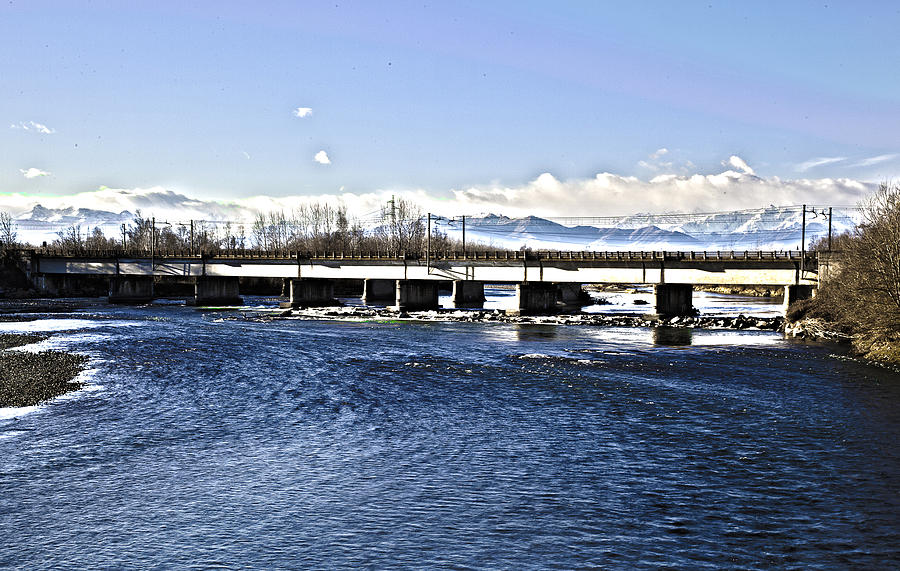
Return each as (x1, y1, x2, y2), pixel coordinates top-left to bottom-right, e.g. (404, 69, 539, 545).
(12, 204, 857, 250)
(441, 207, 856, 251)
(14, 205, 135, 245)
(25, 205, 134, 225)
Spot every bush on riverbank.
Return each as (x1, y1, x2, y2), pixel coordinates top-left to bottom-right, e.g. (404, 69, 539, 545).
(0, 333, 87, 407)
(787, 182, 900, 364)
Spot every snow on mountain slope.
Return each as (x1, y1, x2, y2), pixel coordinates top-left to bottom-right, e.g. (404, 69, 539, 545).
(11, 204, 857, 250)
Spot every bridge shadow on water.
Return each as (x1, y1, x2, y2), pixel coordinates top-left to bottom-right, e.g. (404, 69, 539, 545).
(652, 326, 693, 346)
(514, 323, 696, 347)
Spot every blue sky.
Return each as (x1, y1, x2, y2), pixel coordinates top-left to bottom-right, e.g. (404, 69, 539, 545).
(1, 1, 898, 216)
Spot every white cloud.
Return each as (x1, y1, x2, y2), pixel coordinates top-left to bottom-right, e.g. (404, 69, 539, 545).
(796, 156, 846, 172)
(293, 107, 313, 118)
(639, 148, 674, 172)
(725, 155, 755, 175)
(20, 168, 51, 179)
(450, 167, 870, 217)
(0, 157, 876, 225)
(852, 153, 898, 167)
(314, 150, 331, 165)
(10, 121, 55, 134)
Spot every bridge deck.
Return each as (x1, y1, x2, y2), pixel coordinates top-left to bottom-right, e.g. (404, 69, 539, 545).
(29, 249, 818, 286)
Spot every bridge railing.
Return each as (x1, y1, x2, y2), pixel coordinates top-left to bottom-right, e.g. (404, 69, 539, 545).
(29, 247, 816, 263)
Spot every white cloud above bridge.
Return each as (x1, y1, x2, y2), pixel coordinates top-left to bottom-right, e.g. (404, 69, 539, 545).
(0, 157, 875, 224)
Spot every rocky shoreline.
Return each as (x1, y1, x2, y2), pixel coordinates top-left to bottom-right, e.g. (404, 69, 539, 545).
(781, 316, 900, 368)
(0, 333, 88, 408)
(271, 306, 785, 331)
(781, 317, 852, 342)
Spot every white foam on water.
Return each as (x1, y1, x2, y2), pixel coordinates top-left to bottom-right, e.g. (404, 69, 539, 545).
(8, 333, 113, 354)
(0, 405, 41, 421)
(0, 319, 143, 333)
(688, 330, 782, 346)
(519, 353, 551, 359)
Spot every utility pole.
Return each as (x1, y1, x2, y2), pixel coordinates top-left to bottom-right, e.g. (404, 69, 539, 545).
(800, 205, 806, 277)
(426, 212, 431, 271)
(190, 220, 195, 256)
(121, 224, 127, 251)
(828, 207, 833, 251)
(150, 216, 155, 275)
(462, 215, 466, 260)
(390, 195, 397, 256)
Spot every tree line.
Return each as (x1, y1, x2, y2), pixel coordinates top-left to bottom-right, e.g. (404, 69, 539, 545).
(2, 198, 491, 255)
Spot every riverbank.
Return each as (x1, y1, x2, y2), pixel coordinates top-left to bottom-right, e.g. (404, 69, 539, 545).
(0, 333, 88, 408)
(783, 297, 900, 366)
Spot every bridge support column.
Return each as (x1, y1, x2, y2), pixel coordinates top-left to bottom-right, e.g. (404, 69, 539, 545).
(653, 284, 694, 317)
(451, 280, 485, 308)
(33, 275, 73, 296)
(510, 282, 558, 315)
(290, 278, 338, 308)
(556, 282, 590, 310)
(109, 276, 155, 304)
(195, 276, 242, 306)
(783, 284, 815, 313)
(362, 279, 395, 305)
(396, 280, 440, 312)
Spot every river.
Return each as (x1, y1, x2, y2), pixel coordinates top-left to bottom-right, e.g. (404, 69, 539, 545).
(1, 294, 898, 569)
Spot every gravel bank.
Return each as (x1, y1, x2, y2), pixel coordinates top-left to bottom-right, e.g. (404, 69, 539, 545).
(0, 333, 88, 408)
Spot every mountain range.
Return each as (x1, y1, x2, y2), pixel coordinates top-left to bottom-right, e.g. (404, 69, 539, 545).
(13, 204, 854, 251)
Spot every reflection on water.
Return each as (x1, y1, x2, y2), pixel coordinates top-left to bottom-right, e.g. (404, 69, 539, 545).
(652, 326, 693, 346)
(514, 324, 559, 341)
(341, 284, 783, 316)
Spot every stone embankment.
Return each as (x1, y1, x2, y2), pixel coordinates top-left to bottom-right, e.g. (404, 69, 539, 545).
(0, 333, 88, 408)
(273, 306, 784, 330)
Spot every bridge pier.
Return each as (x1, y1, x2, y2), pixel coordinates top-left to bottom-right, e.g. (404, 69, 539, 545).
(290, 278, 338, 308)
(556, 282, 590, 309)
(653, 284, 694, 317)
(33, 274, 105, 297)
(451, 280, 485, 308)
(396, 280, 440, 312)
(108, 276, 155, 304)
(783, 284, 815, 313)
(362, 279, 395, 305)
(509, 282, 558, 315)
(195, 276, 242, 306)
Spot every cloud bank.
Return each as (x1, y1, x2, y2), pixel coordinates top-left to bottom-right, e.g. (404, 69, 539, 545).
(0, 156, 876, 224)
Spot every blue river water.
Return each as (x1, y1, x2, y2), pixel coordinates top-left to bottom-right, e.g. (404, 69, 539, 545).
(1, 297, 898, 569)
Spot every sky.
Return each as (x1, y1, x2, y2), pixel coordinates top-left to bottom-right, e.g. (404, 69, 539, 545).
(1, 1, 899, 220)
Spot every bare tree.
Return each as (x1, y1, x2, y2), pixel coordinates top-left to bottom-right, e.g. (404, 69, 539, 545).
(53, 225, 84, 252)
(0, 212, 17, 250)
(379, 197, 424, 254)
(84, 227, 116, 250)
(797, 182, 900, 355)
(834, 183, 900, 336)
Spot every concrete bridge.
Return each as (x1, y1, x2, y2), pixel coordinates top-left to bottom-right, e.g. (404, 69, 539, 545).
(28, 249, 819, 316)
